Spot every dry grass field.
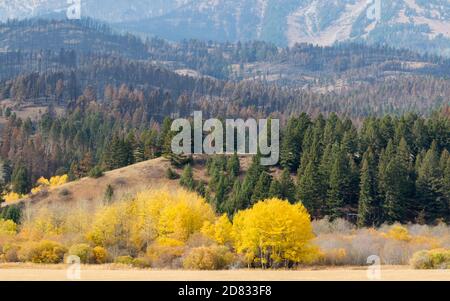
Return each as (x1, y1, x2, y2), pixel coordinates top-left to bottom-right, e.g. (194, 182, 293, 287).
(0, 264, 448, 281)
(2, 158, 187, 208)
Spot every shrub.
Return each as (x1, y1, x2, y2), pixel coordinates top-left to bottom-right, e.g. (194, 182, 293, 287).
(59, 189, 71, 197)
(0, 205, 22, 224)
(89, 166, 104, 178)
(183, 246, 234, 270)
(68, 243, 93, 264)
(411, 249, 450, 269)
(315, 229, 384, 265)
(411, 250, 433, 269)
(18, 240, 67, 264)
(381, 240, 412, 265)
(0, 219, 17, 236)
(428, 249, 450, 269)
(132, 257, 151, 268)
(165, 168, 179, 180)
(384, 225, 411, 242)
(114, 255, 134, 265)
(2, 243, 19, 262)
(49, 175, 69, 187)
(312, 217, 355, 235)
(3, 192, 25, 203)
(104, 185, 114, 204)
(317, 248, 347, 266)
(92, 246, 109, 264)
(147, 238, 185, 268)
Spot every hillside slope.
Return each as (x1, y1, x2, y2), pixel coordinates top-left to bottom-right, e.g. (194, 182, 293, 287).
(1, 156, 255, 208)
(2, 157, 177, 208)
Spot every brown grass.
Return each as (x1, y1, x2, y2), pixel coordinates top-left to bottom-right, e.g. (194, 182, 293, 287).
(4, 158, 180, 208)
(3, 156, 257, 209)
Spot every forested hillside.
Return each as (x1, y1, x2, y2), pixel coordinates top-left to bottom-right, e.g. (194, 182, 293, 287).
(0, 18, 449, 227)
(1, 104, 449, 225)
(2, 19, 450, 82)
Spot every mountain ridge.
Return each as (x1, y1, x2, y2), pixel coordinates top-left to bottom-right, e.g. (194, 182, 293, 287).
(3, 0, 449, 55)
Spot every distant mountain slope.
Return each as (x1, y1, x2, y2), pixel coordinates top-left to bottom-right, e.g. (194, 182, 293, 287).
(119, 0, 450, 56)
(0, 19, 147, 58)
(0, 18, 449, 121)
(2, 19, 450, 82)
(2, 1, 450, 55)
(0, 0, 185, 22)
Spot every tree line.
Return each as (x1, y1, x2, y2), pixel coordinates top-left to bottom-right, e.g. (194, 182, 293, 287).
(0, 106, 449, 225)
(177, 112, 450, 226)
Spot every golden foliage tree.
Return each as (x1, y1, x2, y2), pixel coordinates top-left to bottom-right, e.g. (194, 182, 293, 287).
(232, 198, 318, 268)
(86, 189, 215, 254)
(201, 214, 234, 246)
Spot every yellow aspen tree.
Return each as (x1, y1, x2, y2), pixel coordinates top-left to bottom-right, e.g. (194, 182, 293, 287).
(232, 198, 318, 268)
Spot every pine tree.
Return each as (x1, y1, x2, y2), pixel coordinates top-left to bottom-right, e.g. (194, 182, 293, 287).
(439, 150, 450, 173)
(383, 159, 408, 223)
(441, 156, 450, 220)
(346, 157, 360, 206)
(341, 128, 358, 156)
(214, 174, 229, 212)
(280, 127, 299, 171)
(12, 164, 31, 194)
(416, 141, 446, 222)
(377, 140, 396, 209)
(105, 135, 121, 169)
(238, 155, 263, 209)
(280, 114, 310, 172)
(357, 149, 377, 227)
(0, 160, 12, 184)
(317, 144, 333, 204)
(227, 153, 240, 177)
(133, 142, 145, 163)
(251, 171, 272, 204)
(195, 180, 207, 198)
(378, 138, 415, 223)
(0, 205, 21, 223)
(268, 179, 282, 198)
(209, 164, 222, 191)
(279, 168, 296, 203)
(297, 160, 321, 216)
(327, 145, 347, 220)
(180, 164, 195, 191)
(223, 178, 242, 215)
(159, 117, 173, 156)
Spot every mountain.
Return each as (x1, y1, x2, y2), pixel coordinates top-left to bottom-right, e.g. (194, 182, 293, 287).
(3, 0, 448, 56)
(0, 19, 147, 58)
(2, 19, 450, 82)
(0, 0, 187, 22)
(119, 0, 450, 56)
